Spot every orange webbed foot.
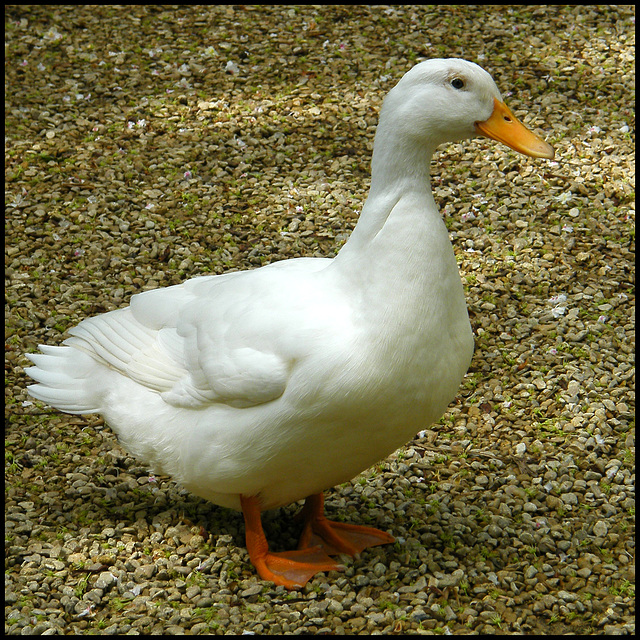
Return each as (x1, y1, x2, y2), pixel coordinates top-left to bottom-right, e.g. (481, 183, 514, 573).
(297, 493, 395, 556)
(251, 546, 343, 590)
(240, 494, 344, 590)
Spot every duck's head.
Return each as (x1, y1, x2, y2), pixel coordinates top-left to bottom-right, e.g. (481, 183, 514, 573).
(380, 58, 554, 160)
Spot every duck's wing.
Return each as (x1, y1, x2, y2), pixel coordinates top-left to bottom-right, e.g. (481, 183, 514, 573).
(29, 259, 336, 412)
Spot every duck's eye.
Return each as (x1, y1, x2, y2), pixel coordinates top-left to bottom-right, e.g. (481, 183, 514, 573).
(451, 78, 465, 90)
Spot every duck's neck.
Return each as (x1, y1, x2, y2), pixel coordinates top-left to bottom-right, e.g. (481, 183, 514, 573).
(329, 111, 468, 335)
(334, 124, 440, 263)
(369, 125, 437, 201)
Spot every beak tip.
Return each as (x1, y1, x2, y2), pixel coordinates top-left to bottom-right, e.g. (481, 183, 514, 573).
(538, 142, 555, 160)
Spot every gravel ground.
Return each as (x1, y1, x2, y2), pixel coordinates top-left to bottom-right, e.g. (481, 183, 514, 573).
(5, 5, 635, 635)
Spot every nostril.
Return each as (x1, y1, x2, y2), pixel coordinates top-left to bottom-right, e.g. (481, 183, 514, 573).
(504, 115, 512, 122)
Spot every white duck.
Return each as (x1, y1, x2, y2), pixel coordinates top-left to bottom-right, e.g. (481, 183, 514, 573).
(26, 59, 554, 589)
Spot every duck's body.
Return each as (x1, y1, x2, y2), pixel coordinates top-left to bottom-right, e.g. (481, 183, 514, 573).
(26, 59, 553, 588)
(30, 204, 471, 512)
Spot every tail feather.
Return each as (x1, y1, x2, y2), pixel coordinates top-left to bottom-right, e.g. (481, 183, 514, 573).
(24, 352, 62, 374)
(24, 362, 73, 388)
(26, 383, 97, 414)
(25, 345, 103, 414)
(24, 305, 186, 416)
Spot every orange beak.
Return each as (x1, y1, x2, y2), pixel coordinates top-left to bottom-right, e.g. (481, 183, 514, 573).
(475, 97, 554, 159)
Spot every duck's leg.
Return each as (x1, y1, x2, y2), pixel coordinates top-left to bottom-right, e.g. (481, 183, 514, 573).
(240, 494, 342, 590)
(297, 493, 395, 556)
